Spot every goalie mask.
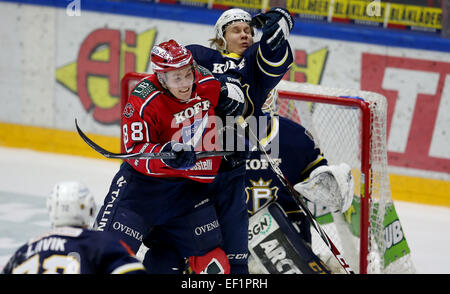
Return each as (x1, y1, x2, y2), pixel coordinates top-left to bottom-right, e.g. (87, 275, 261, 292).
(213, 8, 253, 52)
(47, 181, 96, 228)
(262, 89, 279, 115)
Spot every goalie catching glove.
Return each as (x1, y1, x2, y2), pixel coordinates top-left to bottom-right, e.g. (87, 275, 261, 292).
(251, 7, 294, 51)
(293, 163, 354, 213)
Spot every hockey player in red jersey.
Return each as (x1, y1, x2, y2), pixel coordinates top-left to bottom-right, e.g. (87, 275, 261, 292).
(94, 40, 249, 274)
(121, 40, 223, 181)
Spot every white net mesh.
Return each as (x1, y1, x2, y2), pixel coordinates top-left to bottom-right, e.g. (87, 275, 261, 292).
(276, 80, 415, 274)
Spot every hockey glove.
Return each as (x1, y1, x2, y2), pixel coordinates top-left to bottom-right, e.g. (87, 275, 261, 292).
(251, 7, 294, 51)
(216, 75, 246, 117)
(187, 247, 230, 274)
(161, 142, 197, 170)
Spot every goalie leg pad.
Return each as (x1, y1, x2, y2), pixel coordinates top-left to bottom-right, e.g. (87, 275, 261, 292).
(249, 202, 331, 274)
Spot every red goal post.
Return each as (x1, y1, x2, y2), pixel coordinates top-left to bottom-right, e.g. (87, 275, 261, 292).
(277, 84, 372, 274)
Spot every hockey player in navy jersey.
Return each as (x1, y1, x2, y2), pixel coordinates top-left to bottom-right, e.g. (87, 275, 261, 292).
(1, 182, 147, 274)
(183, 9, 354, 273)
(189, 6, 295, 272)
(186, 7, 294, 119)
(94, 40, 248, 274)
(245, 91, 354, 274)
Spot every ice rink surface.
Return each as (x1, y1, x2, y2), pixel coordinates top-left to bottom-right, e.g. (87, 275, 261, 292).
(0, 146, 449, 274)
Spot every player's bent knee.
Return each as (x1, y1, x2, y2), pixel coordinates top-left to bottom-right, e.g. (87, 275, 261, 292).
(187, 247, 230, 274)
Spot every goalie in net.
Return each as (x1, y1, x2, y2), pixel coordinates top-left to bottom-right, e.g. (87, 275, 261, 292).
(245, 89, 355, 274)
(274, 81, 416, 274)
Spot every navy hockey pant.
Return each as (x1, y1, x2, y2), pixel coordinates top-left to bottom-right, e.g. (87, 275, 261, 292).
(210, 163, 249, 273)
(94, 163, 223, 261)
(143, 163, 249, 274)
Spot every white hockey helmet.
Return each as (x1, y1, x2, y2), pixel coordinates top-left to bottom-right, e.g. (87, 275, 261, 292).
(213, 8, 252, 51)
(47, 181, 96, 228)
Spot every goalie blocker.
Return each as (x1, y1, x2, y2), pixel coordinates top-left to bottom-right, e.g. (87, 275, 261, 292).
(248, 202, 331, 274)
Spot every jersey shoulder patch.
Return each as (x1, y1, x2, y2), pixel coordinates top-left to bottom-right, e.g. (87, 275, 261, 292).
(131, 78, 159, 100)
(197, 64, 213, 78)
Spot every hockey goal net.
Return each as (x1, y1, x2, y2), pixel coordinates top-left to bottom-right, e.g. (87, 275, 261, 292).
(276, 80, 415, 274)
(120, 73, 415, 274)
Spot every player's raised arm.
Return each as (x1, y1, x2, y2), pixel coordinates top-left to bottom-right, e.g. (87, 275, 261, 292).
(253, 7, 295, 80)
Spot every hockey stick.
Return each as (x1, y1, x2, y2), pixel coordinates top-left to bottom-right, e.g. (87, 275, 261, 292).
(75, 119, 234, 160)
(236, 116, 355, 274)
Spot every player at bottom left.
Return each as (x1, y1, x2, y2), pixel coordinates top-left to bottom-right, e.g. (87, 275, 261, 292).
(1, 181, 147, 274)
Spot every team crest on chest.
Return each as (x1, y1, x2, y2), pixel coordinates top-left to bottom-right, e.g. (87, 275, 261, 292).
(246, 178, 279, 214)
(181, 113, 209, 148)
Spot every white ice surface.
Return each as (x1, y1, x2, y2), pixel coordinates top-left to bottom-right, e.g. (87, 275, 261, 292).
(0, 146, 449, 273)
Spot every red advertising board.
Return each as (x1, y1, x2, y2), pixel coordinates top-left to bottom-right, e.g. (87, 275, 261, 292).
(362, 53, 450, 173)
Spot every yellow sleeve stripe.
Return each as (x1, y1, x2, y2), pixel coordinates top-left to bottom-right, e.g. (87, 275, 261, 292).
(260, 116, 279, 148)
(257, 46, 290, 67)
(256, 57, 294, 78)
(251, 116, 280, 151)
(111, 262, 146, 274)
(300, 155, 326, 178)
(256, 57, 285, 77)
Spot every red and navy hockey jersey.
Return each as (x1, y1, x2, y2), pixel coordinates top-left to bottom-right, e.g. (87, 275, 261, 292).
(122, 66, 222, 183)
